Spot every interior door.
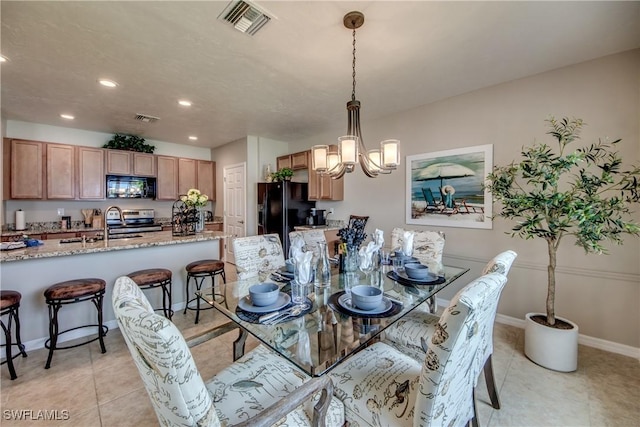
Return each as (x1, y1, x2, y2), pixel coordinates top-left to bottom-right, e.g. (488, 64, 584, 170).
(224, 163, 246, 263)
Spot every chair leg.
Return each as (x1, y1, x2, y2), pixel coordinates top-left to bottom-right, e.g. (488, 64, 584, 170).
(183, 275, 192, 315)
(483, 355, 501, 409)
(94, 293, 107, 354)
(471, 387, 480, 427)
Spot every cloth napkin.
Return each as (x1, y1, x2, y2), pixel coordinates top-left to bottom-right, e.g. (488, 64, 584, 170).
(373, 229, 384, 248)
(289, 234, 306, 260)
(402, 231, 415, 256)
(293, 250, 313, 284)
(358, 241, 381, 269)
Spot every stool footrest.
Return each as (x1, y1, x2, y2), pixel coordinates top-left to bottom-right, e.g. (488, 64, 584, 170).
(44, 324, 108, 351)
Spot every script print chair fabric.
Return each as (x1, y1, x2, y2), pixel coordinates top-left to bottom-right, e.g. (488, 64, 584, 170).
(329, 273, 508, 427)
(232, 234, 286, 282)
(113, 276, 344, 427)
(289, 229, 328, 260)
(383, 250, 517, 410)
(391, 227, 445, 272)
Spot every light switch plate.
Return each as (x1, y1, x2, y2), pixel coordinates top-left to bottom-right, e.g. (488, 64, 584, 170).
(57, 208, 64, 216)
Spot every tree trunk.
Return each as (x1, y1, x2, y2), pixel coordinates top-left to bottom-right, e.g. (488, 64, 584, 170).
(547, 239, 557, 326)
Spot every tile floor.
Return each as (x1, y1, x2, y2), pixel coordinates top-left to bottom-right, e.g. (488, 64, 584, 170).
(1, 267, 638, 426)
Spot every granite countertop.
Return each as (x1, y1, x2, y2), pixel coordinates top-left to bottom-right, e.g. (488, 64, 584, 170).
(294, 225, 341, 231)
(0, 230, 228, 263)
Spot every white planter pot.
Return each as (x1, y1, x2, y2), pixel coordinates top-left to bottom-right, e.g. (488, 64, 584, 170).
(524, 312, 579, 372)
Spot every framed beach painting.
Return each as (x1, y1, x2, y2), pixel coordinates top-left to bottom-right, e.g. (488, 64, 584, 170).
(406, 144, 493, 229)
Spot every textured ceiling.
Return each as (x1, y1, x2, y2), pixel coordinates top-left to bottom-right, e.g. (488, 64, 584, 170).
(1, 1, 639, 149)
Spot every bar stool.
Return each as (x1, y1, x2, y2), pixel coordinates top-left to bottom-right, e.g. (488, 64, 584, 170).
(127, 268, 173, 320)
(183, 259, 225, 324)
(44, 278, 108, 369)
(1, 290, 28, 380)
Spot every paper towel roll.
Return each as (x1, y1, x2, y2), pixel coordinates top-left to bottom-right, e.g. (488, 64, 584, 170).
(15, 210, 26, 231)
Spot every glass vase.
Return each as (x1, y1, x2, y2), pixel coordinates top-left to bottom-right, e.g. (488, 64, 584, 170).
(195, 207, 205, 232)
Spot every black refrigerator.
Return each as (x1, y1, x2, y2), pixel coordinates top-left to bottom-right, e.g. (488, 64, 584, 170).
(257, 182, 316, 256)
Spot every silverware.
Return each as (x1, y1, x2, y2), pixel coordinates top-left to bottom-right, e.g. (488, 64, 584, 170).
(383, 293, 404, 306)
(262, 303, 310, 325)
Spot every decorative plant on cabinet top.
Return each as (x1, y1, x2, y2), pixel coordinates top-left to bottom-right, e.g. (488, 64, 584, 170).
(103, 134, 155, 153)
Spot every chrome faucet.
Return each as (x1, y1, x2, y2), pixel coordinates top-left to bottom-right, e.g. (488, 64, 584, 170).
(104, 206, 124, 243)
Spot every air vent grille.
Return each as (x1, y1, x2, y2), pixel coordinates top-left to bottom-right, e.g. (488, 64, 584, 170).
(219, 0, 271, 36)
(134, 114, 160, 123)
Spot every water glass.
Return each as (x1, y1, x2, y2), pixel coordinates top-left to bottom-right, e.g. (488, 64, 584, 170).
(291, 281, 309, 304)
(392, 257, 404, 274)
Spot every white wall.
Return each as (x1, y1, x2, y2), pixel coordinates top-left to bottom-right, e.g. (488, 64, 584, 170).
(294, 49, 640, 348)
(3, 121, 214, 223)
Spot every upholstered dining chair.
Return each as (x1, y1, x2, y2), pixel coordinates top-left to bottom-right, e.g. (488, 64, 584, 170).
(390, 227, 446, 274)
(329, 272, 508, 427)
(383, 250, 517, 411)
(347, 215, 369, 233)
(232, 234, 286, 281)
(289, 229, 328, 259)
(112, 276, 344, 427)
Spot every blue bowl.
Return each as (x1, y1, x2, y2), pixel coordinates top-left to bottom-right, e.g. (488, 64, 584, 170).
(404, 263, 430, 279)
(249, 282, 279, 306)
(351, 285, 383, 311)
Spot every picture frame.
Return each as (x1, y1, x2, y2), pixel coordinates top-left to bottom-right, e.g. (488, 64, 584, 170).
(406, 144, 493, 229)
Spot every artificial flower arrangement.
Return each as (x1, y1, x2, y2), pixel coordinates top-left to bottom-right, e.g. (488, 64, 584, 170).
(180, 188, 209, 207)
(337, 224, 367, 251)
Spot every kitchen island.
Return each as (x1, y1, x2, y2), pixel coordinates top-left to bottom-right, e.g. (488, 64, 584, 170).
(1, 231, 227, 348)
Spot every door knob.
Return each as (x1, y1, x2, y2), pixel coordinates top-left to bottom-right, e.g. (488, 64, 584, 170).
(238, 220, 244, 224)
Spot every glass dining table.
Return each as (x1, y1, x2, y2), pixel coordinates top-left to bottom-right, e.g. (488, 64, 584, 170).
(196, 264, 469, 377)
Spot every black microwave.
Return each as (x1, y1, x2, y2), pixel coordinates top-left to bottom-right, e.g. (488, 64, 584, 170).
(106, 175, 157, 199)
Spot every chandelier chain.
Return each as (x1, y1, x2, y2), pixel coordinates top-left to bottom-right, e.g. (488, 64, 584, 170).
(351, 28, 357, 102)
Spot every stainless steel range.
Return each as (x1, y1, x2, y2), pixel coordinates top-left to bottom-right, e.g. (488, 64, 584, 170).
(106, 208, 163, 235)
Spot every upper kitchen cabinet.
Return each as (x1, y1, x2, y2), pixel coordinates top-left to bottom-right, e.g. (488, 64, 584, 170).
(307, 145, 344, 201)
(196, 160, 216, 201)
(178, 158, 197, 196)
(105, 150, 156, 176)
(156, 156, 179, 200)
(277, 150, 309, 171)
(77, 147, 105, 199)
(4, 138, 44, 199)
(46, 143, 76, 199)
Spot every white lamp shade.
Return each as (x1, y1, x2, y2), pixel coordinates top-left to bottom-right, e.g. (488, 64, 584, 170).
(381, 139, 400, 168)
(339, 135, 358, 165)
(311, 145, 329, 171)
(367, 149, 382, 172)
(327, 151, 341, 172)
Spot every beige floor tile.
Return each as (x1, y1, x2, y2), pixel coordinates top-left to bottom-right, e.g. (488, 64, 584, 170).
(93, 355, 145, 405)
(98, 389, 157, 427)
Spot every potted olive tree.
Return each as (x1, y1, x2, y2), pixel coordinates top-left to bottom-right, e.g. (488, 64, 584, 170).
(486, 117, 640, 371)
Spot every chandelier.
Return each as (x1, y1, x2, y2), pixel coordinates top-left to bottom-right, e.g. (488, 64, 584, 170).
(312, 11, 400, 179)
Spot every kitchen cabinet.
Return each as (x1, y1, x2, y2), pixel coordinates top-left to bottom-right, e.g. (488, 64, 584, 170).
(105, 151, 156, 177)
(308, 146, 343, 201)
(77, 147, 105, 199)
(197, 160, 216, 201)
(277, 150, 308, 171)
(46, 143, 76, 199)
(4, 139, 44, 199)
(156, 156, 179, 200)
(178, 158, 197, 196)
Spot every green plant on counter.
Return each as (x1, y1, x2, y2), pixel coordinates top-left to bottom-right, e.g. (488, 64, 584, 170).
(103, 134, 155, 153)
(271, 167, 294, 181)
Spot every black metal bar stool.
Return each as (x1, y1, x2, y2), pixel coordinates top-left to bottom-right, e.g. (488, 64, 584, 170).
(43, 278, 108, 369)
(127, 268, 173, 320)
(183, 259, 225, 324)
(1, 290, 28, 380)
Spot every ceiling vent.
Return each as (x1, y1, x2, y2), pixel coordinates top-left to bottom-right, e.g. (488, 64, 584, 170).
(134, 114, 160, 123)
(218, 0, 271, 36)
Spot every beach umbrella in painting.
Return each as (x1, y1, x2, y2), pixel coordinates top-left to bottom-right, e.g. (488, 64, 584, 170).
(413, 162, 476, 187)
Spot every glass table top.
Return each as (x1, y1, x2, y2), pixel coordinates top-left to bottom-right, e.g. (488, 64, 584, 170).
(197, 264, 469, 376)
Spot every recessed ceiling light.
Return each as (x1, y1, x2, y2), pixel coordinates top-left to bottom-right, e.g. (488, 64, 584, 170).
(189, 136, 198, 141)
(178, 100, 192, 107)
(98, 79, 118, 88)
(60, 114, 75, 120)
(0, 55, 8, 63)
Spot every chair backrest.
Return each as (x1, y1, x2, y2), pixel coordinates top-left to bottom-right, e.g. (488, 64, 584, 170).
(232, 234, 286, 281)
(288, 229, 327, 259)
(482, 250, 517, 276)
(390, 227, 445, 272)
(112, 276, 219, 427)
(347, 215, 369, 233)
(414, 272, 508, 427)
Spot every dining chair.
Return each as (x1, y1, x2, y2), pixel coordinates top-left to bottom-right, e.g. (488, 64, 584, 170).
(347, 215, 369, 233)
(383, 250, 517, 411)
(112, 276, 345, 427)
(289, 229, 328, 259)
(390, 227, 446, 273)
(232, 234, 286, 281)
(329, 272, 508, 427)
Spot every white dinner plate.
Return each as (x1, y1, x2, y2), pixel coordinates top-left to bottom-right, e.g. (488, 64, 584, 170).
(338, 294, 392, 315)
(238, 292, 291, 313)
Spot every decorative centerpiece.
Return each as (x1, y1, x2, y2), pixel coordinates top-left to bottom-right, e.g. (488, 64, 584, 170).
(172, 189, 209, 235)
(337, 224, 367, 273)
(103, 133, 156, 153)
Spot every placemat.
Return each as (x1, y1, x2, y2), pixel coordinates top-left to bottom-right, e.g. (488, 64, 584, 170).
(236, 297, 313, 324)
(329, 291, 402, 318)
